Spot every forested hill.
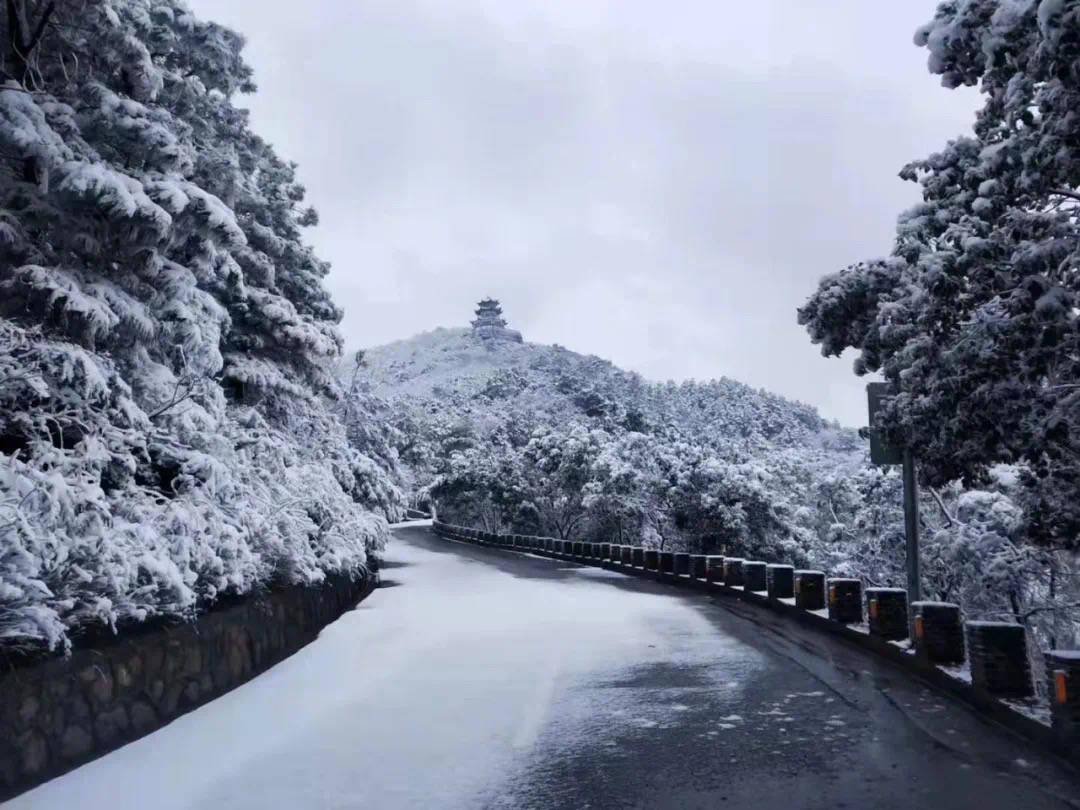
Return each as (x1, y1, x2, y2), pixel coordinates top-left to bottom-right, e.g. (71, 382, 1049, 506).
(345, 320, 865, 570)
(358, 326, 858, 458)
(345, 315, 1070, 648)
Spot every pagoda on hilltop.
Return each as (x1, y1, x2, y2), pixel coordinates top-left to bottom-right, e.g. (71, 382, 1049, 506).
(471, 298, 523, 343)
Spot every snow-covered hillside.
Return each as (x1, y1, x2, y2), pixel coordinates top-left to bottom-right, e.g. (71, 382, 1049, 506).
(343, 303, 1075, 649)
(361, 326, 855, 456)
(348, 309, 866, 564)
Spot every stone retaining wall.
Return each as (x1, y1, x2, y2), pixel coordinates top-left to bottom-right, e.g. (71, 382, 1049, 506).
(0, 570, 377, 801)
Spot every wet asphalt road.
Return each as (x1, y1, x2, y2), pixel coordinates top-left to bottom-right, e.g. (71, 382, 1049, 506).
(13, 524, 1080, 810)
(399, 528, 1080, 810)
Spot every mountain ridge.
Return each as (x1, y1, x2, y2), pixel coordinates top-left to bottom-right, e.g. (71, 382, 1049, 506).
(353, 325, 856, 457)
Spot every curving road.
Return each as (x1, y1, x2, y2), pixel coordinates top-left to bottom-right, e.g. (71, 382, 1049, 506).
(11, 525, 1080, 809)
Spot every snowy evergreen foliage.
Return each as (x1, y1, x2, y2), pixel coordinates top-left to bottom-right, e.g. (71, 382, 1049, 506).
(349, 326, 1080, 647)
(799, 0, 1080, 550)
(0, 1, 400, 652)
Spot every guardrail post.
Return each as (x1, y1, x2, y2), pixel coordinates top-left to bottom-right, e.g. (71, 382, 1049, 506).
(622, 546, 635, 567)
(659, 552, 674, 576)
(827, 578, 863, 624)
(967, 622, 1033, 698)
(794, 570, 826, 610)
(766, 565, 794, 599)
(691, 556, 708, 580)
(632, 547, 645, 569)
(866, 588, 908, 640)
(706, 556, 726, 583)
(724, 558, 745, 588)
(911, 602, 965, 664)
(742, 562, 767, 592)
(644, 550, 660, 571)
(1046, 650, 1080, 756)
(673, 553, 691, 577)
(610, 544, 623, 565)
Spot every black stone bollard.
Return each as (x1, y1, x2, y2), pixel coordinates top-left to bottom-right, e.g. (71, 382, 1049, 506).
(545, 538, 555, 553)
(599, 543, 610, 560)
(912, 602, 965, 664)
(691, 555, 708, 580)
(632, 547, 645, 568)
(794, 570, 826, 610)
(673, 553, 691, 576)
(644, 550, 660, 571)
(621, 546, 634, 567)
(706, 556, 726, 583)
(612, 544, 625, 565)
(659, 551, 675, 574)
(967, 622, 1033, 698)
(589, 543, 601, 559)
(572, 541, 584, 557)
(766, 565, 794, 599)
(742, 561, 767, 592)
(1046, 650, 1080, 754)
(866, 588, 908, 641)
(724, 558, 745, 588)
(827, 578, 863, 624)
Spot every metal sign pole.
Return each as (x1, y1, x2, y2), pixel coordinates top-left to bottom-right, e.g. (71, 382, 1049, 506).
(868, 383, 921, 603)
(901, 446, 921, 603)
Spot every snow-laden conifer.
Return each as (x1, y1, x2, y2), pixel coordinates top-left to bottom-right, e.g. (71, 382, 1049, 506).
(0, 1, 401, 651)
(799, 0, 1080, 548)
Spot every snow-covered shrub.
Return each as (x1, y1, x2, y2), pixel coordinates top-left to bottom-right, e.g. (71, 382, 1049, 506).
(0, 1, 399, 652)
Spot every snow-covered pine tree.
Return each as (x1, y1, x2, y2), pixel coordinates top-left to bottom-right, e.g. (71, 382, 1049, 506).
(0, 0, 399, 652)
(798, 0, 1080, 548)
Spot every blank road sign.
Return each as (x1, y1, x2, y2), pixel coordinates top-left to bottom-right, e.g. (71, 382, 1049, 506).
(867, 382, 903, 466)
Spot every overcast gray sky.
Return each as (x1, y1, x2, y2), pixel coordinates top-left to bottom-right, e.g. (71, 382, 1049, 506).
(188, 0, 977, 427)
